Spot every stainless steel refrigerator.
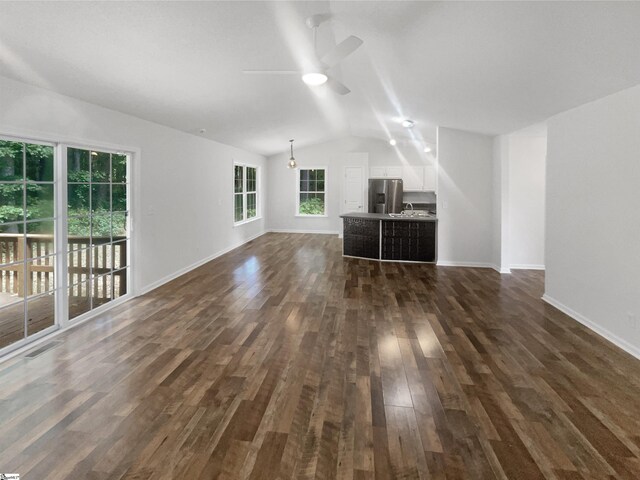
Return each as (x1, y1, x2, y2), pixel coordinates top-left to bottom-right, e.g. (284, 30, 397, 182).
(368, 178, 403, 214)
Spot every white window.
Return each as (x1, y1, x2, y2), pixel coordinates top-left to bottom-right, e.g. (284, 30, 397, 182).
(296, 167, 326, 216)
(234, 164, 258, 224)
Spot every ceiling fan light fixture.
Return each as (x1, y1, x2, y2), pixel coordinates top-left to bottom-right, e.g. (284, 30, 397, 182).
(302, 72, 328, 86)
(401, 119, 415, 128)
(389, 139, 397, 146)
(424, 146, 432, 153)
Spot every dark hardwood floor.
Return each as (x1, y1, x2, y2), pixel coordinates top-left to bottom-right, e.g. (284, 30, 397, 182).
(1, 232, 639, 479)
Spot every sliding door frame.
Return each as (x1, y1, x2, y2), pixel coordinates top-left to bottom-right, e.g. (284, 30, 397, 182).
(0, 128, 139, 358)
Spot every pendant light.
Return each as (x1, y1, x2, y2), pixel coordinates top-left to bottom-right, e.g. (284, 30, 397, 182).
(287, 139, 298, 169)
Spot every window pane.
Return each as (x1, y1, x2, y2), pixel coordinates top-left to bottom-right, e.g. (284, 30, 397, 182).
(234, 194, 244, 222)
(0, 264, 23, 307)
(67, 248, 91, 286)
(68, 215, 91, 239)
(247, 193, 257, 219)
(113, 268, 128, 299)
(308, 180, 317, 192)
(67, 148, 90, 181)
(69, 281, 91, 320)
(317, 169, 325, 181)
(91, 151, 110, 182)
(112, 154, 127, 183)
(26, 220, 54, 236)
(112, 184, 127, 212)
(315, 193, 325, 214)
(27, 257, 55, 295)
(299, 193, 325, 215)
(247, 167, 256, 192)
(0, 140, 24, 181)
(0, 183, 24, 223)
(0, 301, 25, 349)
(68, 183, 90, 214)
(317, 180, 325, 192)
(300, 170, 309, 182)
(26, 184, 54, 220)
(25, 144, 54, 182)
(92, 273, 113, 308)
(25, 224, 54, 260)
(0, 229, 22, 266)
(112, 212, 128, 238)
(26, 293, 55, 337)
(91, 184, 110, 211)
(112, 240, 128, 270)
(91, 212, 111, 239)
(299, 180, 308, 192)
(234, 165, 244, 193)
(91, 244, 113, 274)
(308, 170, 317, 181)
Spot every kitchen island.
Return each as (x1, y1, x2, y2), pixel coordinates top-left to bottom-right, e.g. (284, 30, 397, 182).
(340, 212, 437, 263)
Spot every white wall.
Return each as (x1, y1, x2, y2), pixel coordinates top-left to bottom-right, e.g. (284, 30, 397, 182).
(545, 83, 640, 358)
(507, 125, 547, 269)
(492, 135, 510, 272)
(437, 127, 494, 266)
(492, 125, 547, 272)
(266, 136, 435, 234)
(0, 75, 267, 294)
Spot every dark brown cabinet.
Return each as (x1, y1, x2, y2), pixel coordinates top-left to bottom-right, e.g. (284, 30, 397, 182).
(343, 217, 380, 259)
(342, 215, 437, 263)
(382, 220, 436, 262)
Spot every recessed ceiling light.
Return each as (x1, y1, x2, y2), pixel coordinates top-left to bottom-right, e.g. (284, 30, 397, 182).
(401, 119, 415, 128)
(423, 146, 432, 153)
(389, 139, 397, 146)
(302, 72, 328, 86)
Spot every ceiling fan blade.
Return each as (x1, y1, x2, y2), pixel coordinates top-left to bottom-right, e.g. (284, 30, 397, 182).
(242, 70, 301, 75)
(321, 36, 363, 68)
(326, 77, 351, 95)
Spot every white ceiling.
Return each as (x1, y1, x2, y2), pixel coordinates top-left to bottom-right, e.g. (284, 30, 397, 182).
(2, 1, 640, 156)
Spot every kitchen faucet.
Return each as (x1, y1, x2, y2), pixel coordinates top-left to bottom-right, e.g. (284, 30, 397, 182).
(405, 202, 414, 211)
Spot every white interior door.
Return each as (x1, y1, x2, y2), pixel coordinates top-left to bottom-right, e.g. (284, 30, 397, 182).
(343, 166, 364, 213)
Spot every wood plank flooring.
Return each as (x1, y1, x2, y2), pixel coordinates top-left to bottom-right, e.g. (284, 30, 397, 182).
(1, 232, 639, 479)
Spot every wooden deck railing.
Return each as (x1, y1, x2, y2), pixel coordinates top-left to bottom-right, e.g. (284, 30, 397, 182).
(0, 234, 127, 299)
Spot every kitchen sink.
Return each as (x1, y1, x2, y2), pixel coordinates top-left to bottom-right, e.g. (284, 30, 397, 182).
(389, 210, 434, 218)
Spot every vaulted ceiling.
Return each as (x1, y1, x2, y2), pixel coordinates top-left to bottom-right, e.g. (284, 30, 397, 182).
(2, 1, 640, 156)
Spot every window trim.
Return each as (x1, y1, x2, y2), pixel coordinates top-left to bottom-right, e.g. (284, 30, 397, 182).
(233, 162, 260, 225)
(295, 166, 328, 217)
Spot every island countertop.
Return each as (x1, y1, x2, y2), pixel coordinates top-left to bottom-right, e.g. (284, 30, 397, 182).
(339, 212, 438, 222)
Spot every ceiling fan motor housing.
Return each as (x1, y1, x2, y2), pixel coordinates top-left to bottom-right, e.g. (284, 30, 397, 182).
(306, 13, 331, 29)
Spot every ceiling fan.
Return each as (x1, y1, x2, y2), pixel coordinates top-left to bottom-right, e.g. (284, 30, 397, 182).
(243, 14, 363, 95)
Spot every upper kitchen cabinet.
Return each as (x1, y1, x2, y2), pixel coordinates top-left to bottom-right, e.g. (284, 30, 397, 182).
(423, 165, 437, 191)
(402, 165, 437, 192)
(370, 166, 402, 178)
(402, 166, 423, 190)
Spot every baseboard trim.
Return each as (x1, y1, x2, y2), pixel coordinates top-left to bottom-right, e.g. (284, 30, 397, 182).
(492, 264, 512, 274)
(267, 229, 340, 235)
(437, 261, 495, 269)
(138, 230, 267, 296)
(511, 264, 545, 270)
(542, 294, 640, 360)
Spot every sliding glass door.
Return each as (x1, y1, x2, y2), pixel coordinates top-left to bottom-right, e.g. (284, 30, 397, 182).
(66, 147, 129, 320)
(0, 137, 131, 355)
(0, 139, 57, 350)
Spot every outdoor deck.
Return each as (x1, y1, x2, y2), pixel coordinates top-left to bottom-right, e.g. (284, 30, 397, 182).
(0, 233, 126, 350)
